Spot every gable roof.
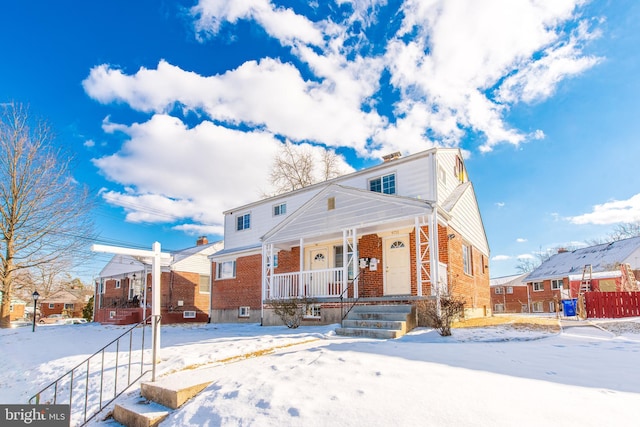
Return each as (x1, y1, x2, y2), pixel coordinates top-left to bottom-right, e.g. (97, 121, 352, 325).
(262, 183, 433, 246)
(526, 236, 640, 281)
(490, 273, 528, 287)
(223, 147, 460, 215)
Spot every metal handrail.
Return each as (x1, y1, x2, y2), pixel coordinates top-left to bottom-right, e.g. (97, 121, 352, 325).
(340, 270, 363, 321)
(29, 315, 153, 426)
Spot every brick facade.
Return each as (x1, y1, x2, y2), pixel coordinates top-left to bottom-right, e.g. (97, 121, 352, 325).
(211, 253, 262, 322)
(490, 286, 530, 313)
(212, 224, 491, 323)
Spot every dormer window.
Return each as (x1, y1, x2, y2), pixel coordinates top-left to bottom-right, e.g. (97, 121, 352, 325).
(369, 173, 396, 195)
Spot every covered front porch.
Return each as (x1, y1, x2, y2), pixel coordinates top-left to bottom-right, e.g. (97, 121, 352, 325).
(260, 185, 448, 307)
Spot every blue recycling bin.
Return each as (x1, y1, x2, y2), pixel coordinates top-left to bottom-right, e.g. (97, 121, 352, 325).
(562, 299, 577, 316)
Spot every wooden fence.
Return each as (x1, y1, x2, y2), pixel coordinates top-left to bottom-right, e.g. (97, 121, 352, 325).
(585, 292, 640, 318)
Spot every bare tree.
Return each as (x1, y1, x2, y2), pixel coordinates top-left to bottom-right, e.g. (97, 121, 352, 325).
(609, 222, 640, 241)
(0, 103, 94, 327)
(267, 142, 346, 196)
(515, 247, 562, 273)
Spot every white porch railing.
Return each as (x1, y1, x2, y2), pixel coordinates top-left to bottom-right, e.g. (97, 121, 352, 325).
(267, 268, 344, 300)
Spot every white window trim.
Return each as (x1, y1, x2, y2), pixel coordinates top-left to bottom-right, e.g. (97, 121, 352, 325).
(48, 303, 55, 309)
(368, 172, 397, 195)
(532, 301, 544, 313)
(506, 286, 513, 294)
(532, 282, 544, 292)
(236, 212, 251, 231)
(494, 287, 503, 294)
(273, 202, 287, 217)
(462, 244, 473, 276)
(216, 260, 237, 280)
(551, 279, 563, 290)
(304, 304, 322, 319)
(494, 303, 504, 313)
(239, 306, 250, 318)
(183, 311, 196, 319)
(115, 279, 121, 289)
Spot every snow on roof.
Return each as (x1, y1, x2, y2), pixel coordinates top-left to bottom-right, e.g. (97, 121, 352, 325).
(526, 236, 640, 281)
(490, 273, 528, 287)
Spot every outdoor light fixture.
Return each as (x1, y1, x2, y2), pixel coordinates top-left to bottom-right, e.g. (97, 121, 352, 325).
(448, 233, 456, 240)
(31, 290, 40, 332)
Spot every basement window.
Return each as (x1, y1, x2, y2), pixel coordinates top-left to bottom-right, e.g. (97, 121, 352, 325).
(183, 311, 196, 319)
(304, 304, 321, 319)
(239, 306, 250, 318)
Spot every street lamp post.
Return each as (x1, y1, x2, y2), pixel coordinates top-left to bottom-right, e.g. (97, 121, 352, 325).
(32, 291, 40, 332)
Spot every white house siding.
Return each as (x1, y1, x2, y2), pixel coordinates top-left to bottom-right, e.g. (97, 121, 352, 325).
(223, 189, 322, 250)
(435, 150, 468, 207)
(448, 186, 490, 256)
(223, 149, 446, 251)
(172, 242, 223, 275)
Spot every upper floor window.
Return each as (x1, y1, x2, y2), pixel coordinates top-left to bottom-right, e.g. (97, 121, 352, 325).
(495, 287, 503, 294)
(506, 286, 513, 294)
(369, 173, 396, 195)
(115, 279, 121, 289)
(551, 279, 563, 290)
(533, 282, 544, 292)
(462, 244, 473, 275)
(236, 213, 251, 231)
(273, 203, 286, 216)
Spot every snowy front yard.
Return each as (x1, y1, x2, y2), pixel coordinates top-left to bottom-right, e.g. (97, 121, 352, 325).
(2, 318, 640, 427)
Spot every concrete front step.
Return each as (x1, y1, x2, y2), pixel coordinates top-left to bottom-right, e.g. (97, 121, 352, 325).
(336, 304, 415, 339)
(113, 372, 214, 426)
(113, 399, 170, 427)
(335, 327, 402, 339)
(342, 319, 407, 333)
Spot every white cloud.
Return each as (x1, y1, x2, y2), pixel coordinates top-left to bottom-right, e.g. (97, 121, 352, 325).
(516, 238, 528, 243)
(93, 114, 354, 231)
(84, 139, 95, 148)
(567, 194, 640, 225)
(495, 202, 505, 208)
(517, 253, 535, 260)
(491, 255, 511, 261)
(83, 0, 603, 233)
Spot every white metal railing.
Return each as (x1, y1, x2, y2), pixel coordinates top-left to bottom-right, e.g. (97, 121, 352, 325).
(268, 268, 344, 299)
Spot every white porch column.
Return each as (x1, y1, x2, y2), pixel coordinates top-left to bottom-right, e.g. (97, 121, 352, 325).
(351, 227, 358, 297)
(299, 238, 304, 298)
(429, 212, 441, 314)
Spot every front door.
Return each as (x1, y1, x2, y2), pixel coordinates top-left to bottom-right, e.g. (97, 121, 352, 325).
(384, 235, 411, 295)
(308, 248, 329, 296)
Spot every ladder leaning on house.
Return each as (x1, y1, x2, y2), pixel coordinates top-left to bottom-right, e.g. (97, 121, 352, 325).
(620, 263, 639, 292)
(576, 264, 592, 319)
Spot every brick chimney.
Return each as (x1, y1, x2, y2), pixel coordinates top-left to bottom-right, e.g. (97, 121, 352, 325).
(196, 236, 208, 246)
(557, 247, 568, 253)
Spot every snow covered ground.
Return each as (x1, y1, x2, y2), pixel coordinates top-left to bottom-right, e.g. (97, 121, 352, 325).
(2, 318, 640, 427)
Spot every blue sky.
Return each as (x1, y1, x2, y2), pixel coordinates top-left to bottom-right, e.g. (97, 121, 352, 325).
(1, 0, 639, 281)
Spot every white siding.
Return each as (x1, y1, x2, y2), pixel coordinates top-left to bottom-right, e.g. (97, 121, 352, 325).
(172, 242, 222, 274)
(436, 150, 466, 206)
(224, 150, 440, 251)
(448, 185, 490, 255)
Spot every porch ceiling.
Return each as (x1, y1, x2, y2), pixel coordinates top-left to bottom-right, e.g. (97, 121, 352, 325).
(262, 184, 432, 248)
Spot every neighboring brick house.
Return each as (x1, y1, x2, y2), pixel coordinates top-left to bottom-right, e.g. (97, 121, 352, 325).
(95, 237, 222, 324)
(490, 274, 530, 313)
(210, 148, 491, 326)
(525, 237, 640, 313)
(39, 288, 92, 319)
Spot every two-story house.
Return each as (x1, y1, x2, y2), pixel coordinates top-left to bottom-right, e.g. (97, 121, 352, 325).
(95, 237, 222, 324)
(210, 148, 491, 326)
(490, 274, 530, 313)
(525, 237, 640, 313)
